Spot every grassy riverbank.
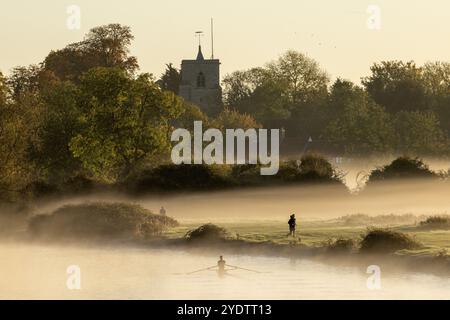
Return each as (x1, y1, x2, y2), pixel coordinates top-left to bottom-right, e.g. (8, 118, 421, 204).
(164, 218, 450, 258)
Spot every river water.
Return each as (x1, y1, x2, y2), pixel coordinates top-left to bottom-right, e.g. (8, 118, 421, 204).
(0, 242, 448, 299)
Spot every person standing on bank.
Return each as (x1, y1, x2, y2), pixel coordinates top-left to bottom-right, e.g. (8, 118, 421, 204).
(288, 214, 296, 237)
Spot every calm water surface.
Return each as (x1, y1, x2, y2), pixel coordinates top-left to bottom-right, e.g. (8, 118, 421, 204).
(0, 242, 448, 299)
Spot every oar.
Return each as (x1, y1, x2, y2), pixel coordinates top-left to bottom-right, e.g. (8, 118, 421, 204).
(185, 265, 217, 275)
(226, 264, 268, 274)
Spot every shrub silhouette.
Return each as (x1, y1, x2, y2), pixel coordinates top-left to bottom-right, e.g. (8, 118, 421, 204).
(228, 155, 342, 185)
(185, 223, 229, 242)
(28, 202, 178, 239)
(297, 154, 336, 181)
(419, 215, 450, 230)
(360, 228, 421, 254)
(276, 154, 342, 184)
(131, 164, 233, 192)
(368, 157, 436, 182)
(127, 153, 343, 193)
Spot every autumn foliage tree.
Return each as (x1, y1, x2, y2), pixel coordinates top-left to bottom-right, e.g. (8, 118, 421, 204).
(69, 68, 185, 181)
(43, 24, 138, 81)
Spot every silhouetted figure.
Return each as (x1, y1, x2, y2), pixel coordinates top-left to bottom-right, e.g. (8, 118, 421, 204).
(288, 214, 296, 237)
(217, 256, 226, 277)
(159, 206, 166, 216)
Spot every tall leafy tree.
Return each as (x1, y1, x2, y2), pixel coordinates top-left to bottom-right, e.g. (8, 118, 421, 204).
(223, 51, 329, 131)
(6, 65, 42, 100)
(157, 63, 181, 94)
(223, 68, 290, 126)
(324, 79, 396, 155)
(394, 111, 449, 155)
(69, 68, 184, 181)
(0, 72, 6, 103)
(44, 24, 138, 81)
(29, 80, 82, 184)
(0, 72, 43, 200)
(362, 61, 428, 113)
(212, 108, 261, 131)
(422, 62, 450, 134)
(266, 50, 329, 107)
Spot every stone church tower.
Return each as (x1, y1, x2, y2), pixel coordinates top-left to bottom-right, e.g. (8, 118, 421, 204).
(179, 45, 222, 115)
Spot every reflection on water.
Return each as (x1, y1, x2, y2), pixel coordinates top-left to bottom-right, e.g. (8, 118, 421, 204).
(0, 242, 448, 299)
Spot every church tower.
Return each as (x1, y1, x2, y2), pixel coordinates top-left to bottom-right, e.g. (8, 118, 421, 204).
(179, 44, 222, 116)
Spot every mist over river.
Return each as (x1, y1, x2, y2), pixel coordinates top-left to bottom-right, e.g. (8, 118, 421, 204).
(0, 242, 448, 299)
(1, 165, 450, 300)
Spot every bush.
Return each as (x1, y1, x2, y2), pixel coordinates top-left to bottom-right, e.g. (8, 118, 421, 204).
(277, 154, 342, 184)
(59, 175, 95, 194)
(28, 202, 178, 240)
(230, 164, 263, 186)
(419, 215, 450, 230)
(231, 155, 342, 186)
(123, 153, 344, 193)
(297, 154, 337, 181)
(360, 228, 421, 254)
(129, 164, 233, 193)
(185, 224, 229, 242)
(368, 157, 437, 182)
(19, 175, 104, 199)
(22, 180, 60, 198)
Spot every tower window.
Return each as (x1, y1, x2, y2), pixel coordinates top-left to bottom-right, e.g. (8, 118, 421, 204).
(197, 72, 206, 87)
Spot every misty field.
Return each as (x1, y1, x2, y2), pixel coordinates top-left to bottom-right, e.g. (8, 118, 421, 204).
(164, 219, 450, 257)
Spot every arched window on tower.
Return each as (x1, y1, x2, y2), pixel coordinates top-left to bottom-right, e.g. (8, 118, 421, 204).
(197, 72, 206, 88)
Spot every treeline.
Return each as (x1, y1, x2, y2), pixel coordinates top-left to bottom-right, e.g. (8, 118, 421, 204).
(218, 51, 450, 156)
(0, 24, 255, 202)
(1, 23, 449, 202)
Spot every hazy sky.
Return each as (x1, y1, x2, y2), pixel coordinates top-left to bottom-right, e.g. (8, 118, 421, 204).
(1, 0, 449, 84)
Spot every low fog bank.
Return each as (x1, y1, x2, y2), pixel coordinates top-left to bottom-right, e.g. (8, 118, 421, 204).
(1, 156, 449, 223)
(5, 177, 448, 222)
(138, 179, 450, 220)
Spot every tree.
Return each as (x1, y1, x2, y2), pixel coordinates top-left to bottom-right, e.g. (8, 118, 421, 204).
(171, 101, 210, 131)
(29, 80, 83, 184)
(223, 51, 329, 131)
(0, 72, 43, 200)
(0, 72, 6, 103)
(212, 108, 261, 131)
(324, 79, 396, 155)
(422, 62, 450, 134)
(266, 50, 329, 106)
(43, 24, 138, 81)
(394, 111, 449, 155)
(69, 68, 184, 181)
(327, 78, 358, 112)
(362, 61, 428, 113)
(157, 63, 181, 94)
(6, 65, 42, 100)
(422, 62, 450, 96)
(223, 67, 290, 126)
(84, 24, 138, 71)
